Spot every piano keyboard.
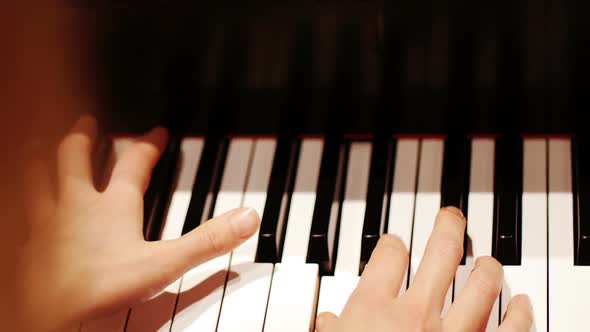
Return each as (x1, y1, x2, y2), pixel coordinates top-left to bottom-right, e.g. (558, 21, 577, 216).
(81, 134, 588, 332)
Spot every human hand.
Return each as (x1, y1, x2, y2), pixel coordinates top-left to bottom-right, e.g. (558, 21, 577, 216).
(316, 207, 533, 332)
(16, 115, 261, 332)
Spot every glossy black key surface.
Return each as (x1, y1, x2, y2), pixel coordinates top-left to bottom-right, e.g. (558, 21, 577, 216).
(492, 135, 523, 265)
(306, 137, 347, 276)
(441, 135, 471, 264)
(255, 137, 299, 263)
(181, 137, 228, 235)
(359, 138, 395, 275)
(572, 136, 590, 265)
(143, 135, 182, 241)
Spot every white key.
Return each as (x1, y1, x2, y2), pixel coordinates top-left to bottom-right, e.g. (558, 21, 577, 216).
(454, 138, 498, 331)
(281, 138, 324, 263)
(318, 142, 371, 316)
(263, 263, 319, 332)
(387, 138, 419, 295)
(263, 138, 324, 332)
(548, 138, 587, 331)
(316, 274, 359, 317)
(80, 310, 128, 332)
(171, 138, 253, 332)
(501, 138, 547, 332)
(410, 139, 451, 316)
(216, 139, 276, 332)
(125, 138, 204, 332)
(333, 142, 372, 275)
(216, 262, 274, 332)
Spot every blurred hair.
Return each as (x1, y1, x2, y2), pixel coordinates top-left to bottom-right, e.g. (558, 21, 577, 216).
(0, 2, 104, 329)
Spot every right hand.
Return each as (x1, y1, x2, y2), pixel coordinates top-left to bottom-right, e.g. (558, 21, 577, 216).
(316, 207, 533, 332)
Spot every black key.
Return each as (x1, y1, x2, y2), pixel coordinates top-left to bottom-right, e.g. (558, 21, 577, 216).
(359, 138, 396, 275)
(143, 135, 182, 241)
(256, 136, 299, 263)
(440, 135, 471, 264)
(492, 135, 523, 265)
(306, 137, 347, 276)
(181, 137, 228, 235)
(572, 136, 590, 265)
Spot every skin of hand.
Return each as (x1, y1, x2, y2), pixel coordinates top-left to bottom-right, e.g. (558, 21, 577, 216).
(15, 115, 261, 332)
(315, 207, 534, 332)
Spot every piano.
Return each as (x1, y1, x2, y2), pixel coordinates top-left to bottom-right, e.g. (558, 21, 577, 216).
(80, 0, 590, 331)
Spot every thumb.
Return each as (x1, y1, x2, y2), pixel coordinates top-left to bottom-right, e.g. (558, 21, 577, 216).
(149, 207, 261, 284)
(80, 208, 260, 320)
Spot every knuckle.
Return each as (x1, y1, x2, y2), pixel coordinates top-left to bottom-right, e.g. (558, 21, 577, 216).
(403, 299, 431, 326)
(200, 226, 227, 256)
(470, 269, 501, 299)
(430, 237, 463, 261)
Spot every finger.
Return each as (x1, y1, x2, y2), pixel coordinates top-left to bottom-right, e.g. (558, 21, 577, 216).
(315, 312, 338, 332)
(498, 295, 534, 332)
(22, 153, 55, 224)
(407, 206, 466, 313)
(145, 207, 261, 285)
(443, 256, 503, 331)
(57, 115, 97, 194)
(355, 234, 409, 299)
(108, 127, 168, 196)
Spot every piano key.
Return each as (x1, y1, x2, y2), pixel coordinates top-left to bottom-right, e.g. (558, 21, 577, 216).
(126, 138, 204, 332)
(492, 135, 523, 265)
(171, 138, 253, 332)
(410, 138, 451, 316)
(143, 135, 182, 241)
(316, 274, 359, 318)
(501, 138, 547, 332)
(262, 138, 324, 332)
(182, 137, 228, 234)
(548, 138, 590, 330)
(333, 141, 372, 276)
(572, 136, 590, 265)
(256, 136, 299, 263)
(230, 138, 277, 263)
(263, 263, 319, 332)
(360, 138, 395, 274)
(453, 138, 499, 331)
(216, 139, 276, 332)
(265, 139, 330, 331)
(281, 138, 324, 263)
(440, 135, 471, 264)
(307, 137, 347, 275)
(216, 263, 273, 332)
(387, 138, 420, 295)
(317, 141, 371, 316)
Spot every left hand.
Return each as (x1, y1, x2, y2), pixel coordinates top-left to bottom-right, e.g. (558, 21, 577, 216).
(16, 115, 261, 332)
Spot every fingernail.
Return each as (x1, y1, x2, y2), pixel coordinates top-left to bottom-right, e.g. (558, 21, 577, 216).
(443, 206, 465, 219)
(230, 207, 261, 238)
